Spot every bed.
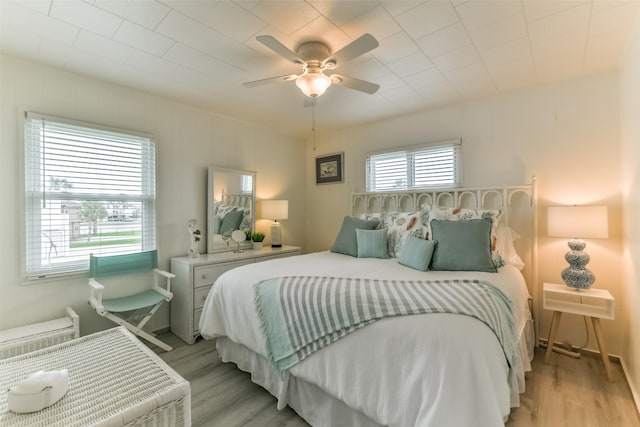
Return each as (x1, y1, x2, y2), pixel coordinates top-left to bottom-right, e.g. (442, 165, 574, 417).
(200, 182, 537, 427)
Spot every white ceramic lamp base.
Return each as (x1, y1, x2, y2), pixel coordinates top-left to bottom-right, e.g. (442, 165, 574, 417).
(270, 221, 282, 248)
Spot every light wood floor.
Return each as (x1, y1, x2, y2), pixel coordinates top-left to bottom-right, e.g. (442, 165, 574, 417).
(155, 333, 639, 427)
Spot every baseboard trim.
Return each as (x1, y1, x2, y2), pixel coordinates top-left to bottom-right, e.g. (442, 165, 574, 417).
(620, 357, 640, 418)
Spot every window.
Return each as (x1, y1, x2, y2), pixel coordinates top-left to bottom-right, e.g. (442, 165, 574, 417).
(24, 112, 156, 279)
(366, 139, 461, 192)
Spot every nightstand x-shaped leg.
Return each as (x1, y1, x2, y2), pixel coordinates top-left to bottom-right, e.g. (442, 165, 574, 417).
(544, 310, 613, 382)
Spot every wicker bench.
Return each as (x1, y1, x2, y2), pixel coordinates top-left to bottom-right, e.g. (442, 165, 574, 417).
(0, 327, 191, 426)
(0, 307, 79, 360)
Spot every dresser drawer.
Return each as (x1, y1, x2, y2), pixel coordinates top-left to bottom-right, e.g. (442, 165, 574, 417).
(193, 260, 252, 287)
(194, 285, 212, 310)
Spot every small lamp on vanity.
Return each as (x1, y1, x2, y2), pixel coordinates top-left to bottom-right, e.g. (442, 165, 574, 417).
(261, 200, 288, 248)
(547, 205, 608, 289)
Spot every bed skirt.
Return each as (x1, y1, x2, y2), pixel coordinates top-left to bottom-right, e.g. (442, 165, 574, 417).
(215, 316, 535, 426)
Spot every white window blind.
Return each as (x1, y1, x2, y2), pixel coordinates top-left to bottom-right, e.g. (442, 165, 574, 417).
(24, 112, 156, 279)
(366, 140, 461, 192)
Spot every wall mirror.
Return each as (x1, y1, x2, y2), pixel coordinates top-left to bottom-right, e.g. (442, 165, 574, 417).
(207, 167, 256, 253)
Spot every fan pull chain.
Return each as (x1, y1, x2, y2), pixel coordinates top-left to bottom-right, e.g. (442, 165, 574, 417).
(311, 96, 317, 151)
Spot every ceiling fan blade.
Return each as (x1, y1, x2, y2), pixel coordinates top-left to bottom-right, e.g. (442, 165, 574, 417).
(243, 74, 298, 88)
(325, 34, 378, 67)
(256, 35, 305, 65)
(330, 74, 380, 94)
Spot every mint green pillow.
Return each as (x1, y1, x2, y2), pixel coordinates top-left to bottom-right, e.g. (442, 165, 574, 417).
(398, 236, 437, 271)
(331, 216, 379, 257)
(356, 228, 389, 259)
(219, 210, 244, 234)
(430, 219, 496, 272)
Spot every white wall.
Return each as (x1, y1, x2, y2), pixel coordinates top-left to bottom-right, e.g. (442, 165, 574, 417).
(306, 73, 625, 357)
(0, 55, 306, 336)
(621, 20, 640, 409)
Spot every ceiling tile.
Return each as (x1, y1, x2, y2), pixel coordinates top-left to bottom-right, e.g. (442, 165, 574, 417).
(289, 15, 351, 49)
(522, 0, 588, 22)
(373, 31, 420, 64)
(527, 3, 590, 44)
(114, 21, 173, 56)
(125, 47, 211, 86)
(163, 43, 241, 79)
(531, 31, 586, 64)
(336, 56, 389, 81)
(161, 0, 267, 42)
(386, 51, 434, 78)
(37, 38, 77, 68)
(341, 6, 402, 41)
(431, 44, 480, 72)
(1, 2, 78, 45)
(13, 0, 51, 15)
(247, 0, 320, 35)
(589, 2, 640, 37)
(373, 72, 406, 91)
(396, 1, 459, 39)
(413, 81, 460, 104)
(445, 62, 494, 91)
(480, 37, 532, 67)
(305, 0, 380, 26)
(156, 11, 254, 68)
(50, 0, 122, 38)
(94, 0, 169, 30)
(469, 13, 527, 51)
(403, 67, 448, 90)
(416, 23, 472, 58)
(379, 1, 424, 17)
(532, 33, 585, 81)
(455, 0, 522, 31)
(75, 30, 136, 63)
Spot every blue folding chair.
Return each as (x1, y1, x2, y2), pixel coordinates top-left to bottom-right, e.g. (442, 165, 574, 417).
(88, 250, 175, 351)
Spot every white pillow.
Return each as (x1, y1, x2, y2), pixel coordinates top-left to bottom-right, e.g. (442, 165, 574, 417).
(496, 226, 525, 270)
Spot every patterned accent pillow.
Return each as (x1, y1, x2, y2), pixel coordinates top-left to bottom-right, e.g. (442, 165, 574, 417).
(237, 207, 252, 231)
(426, 207, 504, 268)
(214, 204, 237, 233)
(383, 209, 430, 258)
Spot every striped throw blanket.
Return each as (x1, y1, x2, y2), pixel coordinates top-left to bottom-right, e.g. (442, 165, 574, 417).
(254, 276, 517, 377)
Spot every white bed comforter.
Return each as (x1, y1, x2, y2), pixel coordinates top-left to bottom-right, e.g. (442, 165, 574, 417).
(200, 251, 532, 427)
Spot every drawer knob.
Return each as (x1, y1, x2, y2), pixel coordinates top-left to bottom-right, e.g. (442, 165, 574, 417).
(201, 274, 207, 280)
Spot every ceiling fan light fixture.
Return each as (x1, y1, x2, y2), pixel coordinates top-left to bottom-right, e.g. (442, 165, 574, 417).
(296, 69, 331, 97)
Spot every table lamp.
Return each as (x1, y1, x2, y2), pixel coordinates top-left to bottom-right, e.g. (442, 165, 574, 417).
(261, 200, 288, 248)
(547, 205, 608, 289)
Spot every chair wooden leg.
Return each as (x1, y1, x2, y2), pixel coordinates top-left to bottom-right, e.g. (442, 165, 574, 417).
(137, 302, 163, 330)
(104, 313, 173, 352)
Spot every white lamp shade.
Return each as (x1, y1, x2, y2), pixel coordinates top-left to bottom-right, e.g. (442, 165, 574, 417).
(296, 70, 331, 97)
(262, 200, 288, 220)
(547, 206, 608, 239)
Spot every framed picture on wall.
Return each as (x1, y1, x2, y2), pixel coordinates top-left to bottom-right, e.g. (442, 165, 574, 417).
(315, 152, 344, 185)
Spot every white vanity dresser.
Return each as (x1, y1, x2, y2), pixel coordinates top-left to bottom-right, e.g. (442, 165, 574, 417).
(170, 246, 301, 344)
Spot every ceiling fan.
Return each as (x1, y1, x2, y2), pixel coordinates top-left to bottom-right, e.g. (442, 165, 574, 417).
(243, 33, 380, 98)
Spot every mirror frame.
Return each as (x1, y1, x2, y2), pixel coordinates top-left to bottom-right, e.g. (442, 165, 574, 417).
(207, 167, 256, 253)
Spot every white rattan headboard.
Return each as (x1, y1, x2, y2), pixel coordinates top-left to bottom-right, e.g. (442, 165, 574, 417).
(352, 177, 538, 319)
(222, 190, 253, 210)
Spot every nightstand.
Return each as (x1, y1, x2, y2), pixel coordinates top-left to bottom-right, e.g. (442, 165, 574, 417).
(543, 282, 615, 381)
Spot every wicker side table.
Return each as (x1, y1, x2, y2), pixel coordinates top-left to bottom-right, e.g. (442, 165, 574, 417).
(0, 327, 191, 426)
